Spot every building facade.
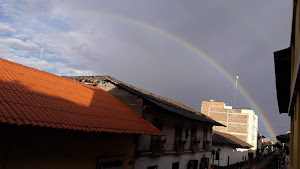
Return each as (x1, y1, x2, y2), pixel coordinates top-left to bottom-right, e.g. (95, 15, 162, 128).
(0, 125, 138, 169)
(201, 101, 258, 153)
(274, 0, 300, 168)
(212, 131, 251, 168)
(0, 58, 163, 169)
(68, 76, 224, 169)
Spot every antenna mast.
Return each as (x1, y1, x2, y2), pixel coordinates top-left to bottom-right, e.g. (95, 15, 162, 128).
(233, 75, 239, 109)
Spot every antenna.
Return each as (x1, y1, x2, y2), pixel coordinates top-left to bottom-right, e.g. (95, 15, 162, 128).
(233, 75, 239, 109)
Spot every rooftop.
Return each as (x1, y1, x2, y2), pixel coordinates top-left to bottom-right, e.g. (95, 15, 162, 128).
(67, 76, 224, 126)
(276, 132, 290, 143)
(0, 58, 163, 136)
(212, 130, 252, 148)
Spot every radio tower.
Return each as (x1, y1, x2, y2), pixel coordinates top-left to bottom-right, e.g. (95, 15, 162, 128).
(233, 75, 239, 109)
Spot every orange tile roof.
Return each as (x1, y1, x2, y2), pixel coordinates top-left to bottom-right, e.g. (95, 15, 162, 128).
(0, 58, 164, 135)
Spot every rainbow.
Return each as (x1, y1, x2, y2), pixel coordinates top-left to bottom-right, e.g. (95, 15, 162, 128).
(91, 13, 277, 139)
(17, 11, 278, 139)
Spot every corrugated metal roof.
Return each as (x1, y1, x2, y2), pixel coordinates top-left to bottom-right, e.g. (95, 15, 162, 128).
(0, 58, 164, 136)
(67, 76, 224, 126)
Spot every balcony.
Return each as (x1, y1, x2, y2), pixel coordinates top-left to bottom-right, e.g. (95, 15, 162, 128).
(151, 138, 164, 155)
(174, 138, 184, 154)
(190, 140, 199, 152)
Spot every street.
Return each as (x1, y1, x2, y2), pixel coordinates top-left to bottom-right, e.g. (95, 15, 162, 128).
(245, 155, 278, 169)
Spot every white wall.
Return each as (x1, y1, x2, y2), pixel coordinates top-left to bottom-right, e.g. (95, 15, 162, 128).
(135, 151, 211, 169)
(242, 109, 258, 151)
(212, 145, 249, 167)
(135, 112, 213, 169)
(137, 114, 212, 153)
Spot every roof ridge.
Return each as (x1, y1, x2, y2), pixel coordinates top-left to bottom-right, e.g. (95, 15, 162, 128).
(0, 58, 164, 136)
(103, 76, 202, 111)
(65, 75, 223, 126)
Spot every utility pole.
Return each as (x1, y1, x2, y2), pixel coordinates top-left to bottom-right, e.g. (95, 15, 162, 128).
(233, 75, 239, 109)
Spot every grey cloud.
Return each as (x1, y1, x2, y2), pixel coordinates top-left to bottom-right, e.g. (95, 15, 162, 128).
(0, 0, 292, 138)
(0, 38, 40, 53)
(0, 23, 15, 35)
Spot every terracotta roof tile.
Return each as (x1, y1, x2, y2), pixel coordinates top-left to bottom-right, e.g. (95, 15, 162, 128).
(0, 116, 8, 123)
(212, 130, 252, 148)
(0, 58, 163, 136)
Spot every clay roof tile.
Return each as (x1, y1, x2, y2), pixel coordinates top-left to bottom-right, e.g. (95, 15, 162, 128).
(0, 58, 163, 136)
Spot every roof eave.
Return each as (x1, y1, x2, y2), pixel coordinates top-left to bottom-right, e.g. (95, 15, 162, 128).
(274, 47, 291, 114)
(213, 121, 226, 127)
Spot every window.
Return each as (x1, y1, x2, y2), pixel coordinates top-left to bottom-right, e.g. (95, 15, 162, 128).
(227, 156, 230, 166)
(175, 124, 183, 140)
(174, 124, 184, 153)
(96, 157, 124, 169)
(187, 160, 198, 169)
(151, 118, 164, 155)
(190, 127, 198, 152)
(203, 128, 208, 149)
(172, 162, 179, 169)
(153, 118, 163, 130)
(185, 128, 189, 139)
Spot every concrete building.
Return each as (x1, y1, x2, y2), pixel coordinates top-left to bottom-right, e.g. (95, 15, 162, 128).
(0, 58, 163, 169)
(68, 76, 224, 169)
(212, 131, 252, 168)
(257, 134, 265, 157)
(274, 0, 300, 168)
(261, 136, 273, 156)
(201, 101, 258, 154)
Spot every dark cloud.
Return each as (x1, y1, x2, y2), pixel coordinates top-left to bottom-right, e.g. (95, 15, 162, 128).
(1, 0, 292, 138)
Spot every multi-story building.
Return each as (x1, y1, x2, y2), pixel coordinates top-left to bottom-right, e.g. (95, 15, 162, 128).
(68, 76, 224, 169)
(201, 101, 258, 154)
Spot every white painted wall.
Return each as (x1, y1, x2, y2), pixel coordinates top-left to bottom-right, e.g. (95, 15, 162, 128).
(242, 109, 258, 151)
(212, 145, 249, 166)
(135, 113, 213, 169)
(135, 151, 211, 169)
(137, 115, 212, 153)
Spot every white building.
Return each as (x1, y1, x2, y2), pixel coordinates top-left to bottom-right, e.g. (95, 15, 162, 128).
(201, 101, 259, 155)
(212, 131, 251, 168)
(68, 76, 224, 169)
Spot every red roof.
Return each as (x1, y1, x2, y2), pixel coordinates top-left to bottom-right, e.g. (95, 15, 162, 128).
(0, 58, 163, 135)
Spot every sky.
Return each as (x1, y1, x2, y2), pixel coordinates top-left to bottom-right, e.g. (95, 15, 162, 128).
(0, 0, 293, 140)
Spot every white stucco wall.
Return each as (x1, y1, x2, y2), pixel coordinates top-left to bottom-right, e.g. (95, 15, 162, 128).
(212, 145, 249, 167)
(136, 114, 212, 153)
(135, 151, 211, 169)
(241, 109, 258, 151)
(135, 112, 213, 169)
